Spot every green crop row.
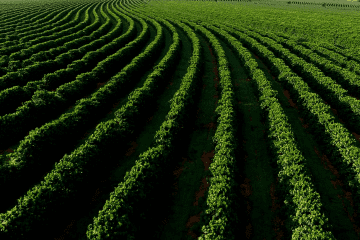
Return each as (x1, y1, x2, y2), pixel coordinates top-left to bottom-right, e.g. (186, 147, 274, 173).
(132, 3, 338, 238)
(130, 3, 243, 237)
(0, 3, 68, 33)
(0, 8, 167, 239)
(265, 29, 360, 65)
(261, 29, 360, 76)
(23, 2, 106, 66)
(0, 6, 58, 40)
(300, 42, 360, 75)
(86, 12, 202, 239)
(16, 7, 87, 46)
(0, 8, 151, 205)
(181, 20, 240, 240)
(205, 22, 335, 239)
(237, 27, 360, 147)
(221, 20, 360, 227)
(2, 2, 98, 75)
(8, 3, 95, 63)
(0, 4, 46, 25)
(0, 1, 112, 115)
(16, 3, 83, 42)
(0, 3, 88, 57)
(0, 3, 76, 45)
(258, 31, 360, 101)
(0, 6, 138, 147)
(0, 4, 88, 57)
(313, 42, 360, 65)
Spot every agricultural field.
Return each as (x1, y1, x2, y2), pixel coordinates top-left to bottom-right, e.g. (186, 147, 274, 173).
(1, 0, 360, 239)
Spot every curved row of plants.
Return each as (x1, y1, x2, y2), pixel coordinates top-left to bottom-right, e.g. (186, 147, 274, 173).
(206, 21, 335, 239)
(1, 3, 91, 48)
(307, 41, 360, 64)
(140, 0, 360, 220)
(263, 29, 360, 76)
(0, 2, 91, 58)
(0, 4, 46, 23)
(1, 0, 359, 239)
(0, 2, 163, 238)
(135, 3, 335, 237)
(22, 1, 107, 65)
(255, 30, 360, 100)
(1, 2, 99, 75)
(125, 1, 360, 238)
(0, 0, 148, 205)
(0, 2, 138, 150)
(6, 2, 96, 63)
(89, 1, 242, 239)
(289, 40, 360, 75)
(0, 1, 180, 238)
(86, 8, 202, 239)
(0, 6, 76, 47)
(268, 29, 360, 63)
(0, 1, 119, 116)
(2, 2, 102, 75)
(222, 20, 360, 222)
(0, 3, 65, 30)
(0, 3, 68, 35)
(0, 2, 87, 38)
(233, 27, 360, 140)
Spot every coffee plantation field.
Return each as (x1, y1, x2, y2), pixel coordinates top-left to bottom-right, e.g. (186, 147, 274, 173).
(1, 0, 360, 239)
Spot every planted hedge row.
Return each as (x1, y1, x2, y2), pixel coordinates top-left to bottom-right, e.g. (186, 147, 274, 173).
(128, 4, 243, 239)
(13, 5, 75, 36)
(0, 11, 151, 194)
(134, 4, 337, 238)
(0, 12, 167, 239)
(0, 3, 76, 41)
(0, 113, 132, 239)
(0, 3, 89, 57)
(23, 1, 105, 66)
(313, 41, 360, 65)
(0, 4, 110, 113)
(0, 5, 69, 43)
(232, 27, 360, 146)
(86, 15, 202, 239)
(0, 1, 131, 105)
(8, 3, 95, 63)
(0, 12, 137, 148)
(299, 41, 360, 76)
(16, 4, 89, 44)
(2, 2, 98, 75)
(0, 2, 117, 116)
(181, 20, 241, 240)
(112, 15, 181, 136)
(0, 4, 47, 25)
(259, 31, 360, 100)
(0, 2, 73, 25)
(0, 4, 66, 33)
(221, 20, 360, 228)
(0, 4, 76, 45)
(203, 22, 335, 239)
(0, 11, 164, 219)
